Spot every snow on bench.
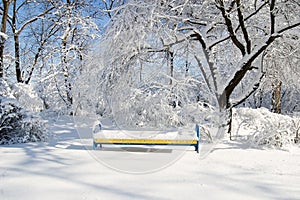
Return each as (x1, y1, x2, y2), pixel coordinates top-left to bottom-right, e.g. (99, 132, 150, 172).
(92, 123, 200, 153)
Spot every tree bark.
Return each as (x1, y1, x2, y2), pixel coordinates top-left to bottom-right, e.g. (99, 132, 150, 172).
(168, 50, 174, 85)
(61, 1, 73, 108)
(12, 0, 22, 82)
(14, 35, 22, 82)
(228, 107, 233, 140)
(62, 34, 73, 107)
(0, 0, 10, 78)
(272, 79, 282, 114)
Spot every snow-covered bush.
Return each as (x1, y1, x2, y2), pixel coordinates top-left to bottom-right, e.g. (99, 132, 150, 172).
(11, 83, 44, 112)
(0, 97, 48, 145)
(0, 78, 13, 98)
(233, 108, 300, 148)
(110, 85, 181, 128)
(0, 79, 48, 145)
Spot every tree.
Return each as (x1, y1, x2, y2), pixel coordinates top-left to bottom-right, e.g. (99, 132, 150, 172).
(30, 0, 100, 113)
(265, 34, 300, 114)
(84, 0, 300, 131)
(8, 0, 54, 83)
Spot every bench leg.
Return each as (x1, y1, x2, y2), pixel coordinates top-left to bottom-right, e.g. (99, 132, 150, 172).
(93, 141, 98, 150)
(93, 141, 103, 150)
(195, 142, 200, 153)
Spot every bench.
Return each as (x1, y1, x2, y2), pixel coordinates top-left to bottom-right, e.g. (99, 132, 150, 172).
(92, 124, 200, 153)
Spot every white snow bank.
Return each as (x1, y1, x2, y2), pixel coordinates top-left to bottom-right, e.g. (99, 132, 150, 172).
(232, 107, 300, 149)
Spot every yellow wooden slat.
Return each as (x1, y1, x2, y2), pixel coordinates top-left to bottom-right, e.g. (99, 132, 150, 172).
(93, 138, 197, 145)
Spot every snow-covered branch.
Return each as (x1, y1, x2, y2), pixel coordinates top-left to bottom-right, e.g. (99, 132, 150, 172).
(216, 0, 246, 55)
(236, 0, 251, 54)
(16, 7, 55, 36)
(231, 72, 265, 108)
(221, 33, 281, 102)
(278, 22, 300, 34)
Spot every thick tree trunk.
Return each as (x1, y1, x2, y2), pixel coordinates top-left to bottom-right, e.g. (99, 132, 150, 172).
(272, 79, 282, 114)
(14, 35, 22, 82)
(0, 0, 10, 78)
(12, 0, 22, 82)
(61, 0, 73, 110)
(62, 42, 73, 108)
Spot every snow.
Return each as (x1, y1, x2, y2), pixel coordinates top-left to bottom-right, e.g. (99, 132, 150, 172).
(93, 122, 196, 140)
(0, 32, 8, 40)
(1, 115, 300, 200)
(232, 107, 300, 148)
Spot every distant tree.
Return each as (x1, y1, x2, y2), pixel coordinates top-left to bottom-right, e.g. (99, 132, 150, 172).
(8, 0, 54, 83)
(30, 0, 100, 113)
(264, 34, 300, 114)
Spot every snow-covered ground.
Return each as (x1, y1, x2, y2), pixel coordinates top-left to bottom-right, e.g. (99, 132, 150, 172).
(1, 115, 300, 200)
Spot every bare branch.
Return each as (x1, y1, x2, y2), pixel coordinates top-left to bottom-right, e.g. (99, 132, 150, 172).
(216, 0, 246, 55)
(270, 0, 276, 34)
(191, 30, 218, 95)
(103, 0, 115, 18)
(231, 72, 265, 108)
(236, 0, 251, 54)
(221, 33, 281, 107)
(235, 1, 268, 32)
(252, 1, 269, 19)
(194, 56, 213, 93)
(16, 7, 55, 36)
(190, 30, 207, 49)
(209, 2, 268, 50)
(185, 19, 207, 26)
(278, 21, 300, 34)
(208, 35, 230, 50)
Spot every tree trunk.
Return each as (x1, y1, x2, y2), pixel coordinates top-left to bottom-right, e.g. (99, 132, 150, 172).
(0, 0, 10, 78)
(14, 34, 22, 82)
(25, 46, 42, 84)
(62, 40, 73, 108)
(60, 0, 73, 110)
(185, 49, 189, 77)
(139, 61, 143, 82)
(12, 0, 22, 82)
(295, 128, 299, 144)
(272, 79, 282, 114)
(169, 50, 174, 85)
(228, 107, 233, 140)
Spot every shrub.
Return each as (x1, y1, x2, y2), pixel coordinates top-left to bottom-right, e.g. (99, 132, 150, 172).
(233, 107, 299, 148)
(0, 80, 48, 145)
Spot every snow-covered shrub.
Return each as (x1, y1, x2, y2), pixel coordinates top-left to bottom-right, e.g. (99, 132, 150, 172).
(11, 83, 44, 112)
(0, 79, 48, 145)
(233, 108, 299, 148)
(110, 84, 182, 128)
(0, 78, 13, 98)
(106, 74, 218, 129)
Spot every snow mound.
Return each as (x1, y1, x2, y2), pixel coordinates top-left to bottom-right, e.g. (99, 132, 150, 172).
(233, 107, 300, 148)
